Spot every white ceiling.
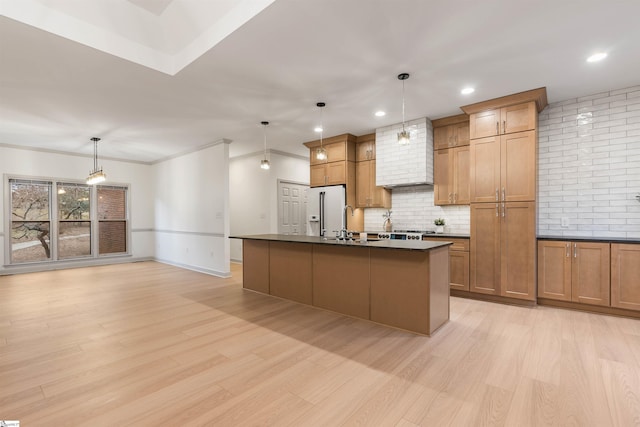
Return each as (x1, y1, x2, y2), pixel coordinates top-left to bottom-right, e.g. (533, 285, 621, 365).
(1, 0, 639, 164)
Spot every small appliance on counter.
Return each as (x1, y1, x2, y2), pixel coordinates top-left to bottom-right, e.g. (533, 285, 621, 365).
(382, 210, 393, 232)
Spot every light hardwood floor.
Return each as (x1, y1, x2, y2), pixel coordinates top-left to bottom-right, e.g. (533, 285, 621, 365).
(1, 261, 639, 426)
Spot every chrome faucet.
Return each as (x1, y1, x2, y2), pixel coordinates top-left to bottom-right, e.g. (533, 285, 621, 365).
(342, 205, 355, 238)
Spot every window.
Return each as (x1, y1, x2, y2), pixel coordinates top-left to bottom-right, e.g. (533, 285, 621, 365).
(57, 183, 91, 259)
(97, 186, 128, 254)
(10, 180, 52, 263)
(6, 177, 129, 265)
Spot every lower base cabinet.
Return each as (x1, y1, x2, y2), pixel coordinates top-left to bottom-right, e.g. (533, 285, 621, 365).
(470, 202, 536, 301)
(611, 243, 640, 311)
(424, 237, 469, 291)
(538, 240, 610, 307)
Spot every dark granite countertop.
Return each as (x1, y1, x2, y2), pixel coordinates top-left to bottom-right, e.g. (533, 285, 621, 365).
(230, 234, 452, 251)
(537, 235, 640, 244)
(364, 231, 470, 239)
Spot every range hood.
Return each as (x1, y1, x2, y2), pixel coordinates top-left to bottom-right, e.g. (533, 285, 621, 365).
(375, 117, 434, 188)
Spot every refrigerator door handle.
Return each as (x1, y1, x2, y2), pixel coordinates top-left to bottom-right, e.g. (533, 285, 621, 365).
(319, 191, 325, 236)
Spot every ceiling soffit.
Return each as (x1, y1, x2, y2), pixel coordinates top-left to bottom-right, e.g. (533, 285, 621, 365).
(0, 0, 276, 75)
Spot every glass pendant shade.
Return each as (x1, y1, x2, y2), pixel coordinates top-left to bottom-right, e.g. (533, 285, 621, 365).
(316, 147, 327, 160)
(397, 129, 410, 145)
(260, 159, 270, 170)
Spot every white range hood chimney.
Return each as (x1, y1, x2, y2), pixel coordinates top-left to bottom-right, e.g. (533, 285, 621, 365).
(375, 117, 433, 187)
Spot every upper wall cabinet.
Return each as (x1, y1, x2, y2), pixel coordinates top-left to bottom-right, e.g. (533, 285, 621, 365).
(304, 134, 357, 187)
(433, 119, 470, 150)
(469, 102, 536, 139)
(462, 88, 547, 140)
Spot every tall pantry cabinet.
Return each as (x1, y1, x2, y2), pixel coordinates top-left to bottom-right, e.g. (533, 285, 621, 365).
(462, 88, 547, 301)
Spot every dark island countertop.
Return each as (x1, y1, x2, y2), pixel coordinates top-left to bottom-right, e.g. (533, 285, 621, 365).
(537, 235, 640, 244)
(230, 234, 452, 251)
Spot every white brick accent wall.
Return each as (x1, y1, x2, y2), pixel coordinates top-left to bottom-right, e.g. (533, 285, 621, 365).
(538, 85, 640, 239)
(364, 187, 470, 233)
(375, 117, 434, 187)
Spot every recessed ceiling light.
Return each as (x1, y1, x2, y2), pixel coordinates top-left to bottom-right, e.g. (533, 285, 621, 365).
(314, 126, 323, 132)
(375, 111, 386, 117)
(587, 52, 607, 63)
(461, 87, 475, 95)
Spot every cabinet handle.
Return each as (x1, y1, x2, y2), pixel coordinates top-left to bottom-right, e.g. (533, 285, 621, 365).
(449, 193, 453, 203)
(574, 243, 577, 258)
(495, 189, 499, 201)
(503, 120, 506, 134)
(565, 243, 570, 258)
(496, 122, 499, 135)
(453, 193, 457, 203)
(496, 204, 499, 217)
(502, 202, 505, 217)
(502, 187, 505, 201)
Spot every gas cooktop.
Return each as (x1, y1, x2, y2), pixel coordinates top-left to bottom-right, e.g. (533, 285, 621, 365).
(377, 230, 436, 240)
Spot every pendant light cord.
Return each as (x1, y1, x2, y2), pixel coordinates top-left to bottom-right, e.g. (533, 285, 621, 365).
(261, 121, 269, 158)
(401, 78, 406, 132)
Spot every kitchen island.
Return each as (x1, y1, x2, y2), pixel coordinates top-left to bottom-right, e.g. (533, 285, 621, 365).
(231, 234, 452, 335)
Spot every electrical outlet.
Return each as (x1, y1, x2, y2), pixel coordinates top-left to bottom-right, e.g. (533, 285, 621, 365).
(561, 217, 569, 228)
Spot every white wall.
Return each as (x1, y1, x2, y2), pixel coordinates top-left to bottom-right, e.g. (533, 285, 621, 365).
(229, 150, 309, 261)
(152, 142, 231, 276)
(538, 85, 640, 239)
(0, 145, 155, 273)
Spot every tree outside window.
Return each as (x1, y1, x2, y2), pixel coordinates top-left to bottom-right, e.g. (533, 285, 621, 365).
(10, 180, 51, 263)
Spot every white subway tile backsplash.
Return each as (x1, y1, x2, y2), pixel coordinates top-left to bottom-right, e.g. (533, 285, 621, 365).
(538, 85, 640, 239)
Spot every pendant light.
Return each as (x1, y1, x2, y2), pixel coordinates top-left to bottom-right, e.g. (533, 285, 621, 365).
(315, 102, 327, 161)
(397, 73, 410, 145)
(86, 137, 106, 185)
(260, 121, 270, 170)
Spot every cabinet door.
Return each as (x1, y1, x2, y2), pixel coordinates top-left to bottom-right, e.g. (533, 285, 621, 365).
(470, 109, 500, 139)
(537, 240, 572, 301)
(326, 161, 346, 185)
(356, 142, 372, 161)
(434, 149, 451, 205)
(470, 203, 501, 295)
(611, 243, 640, 311)
(500, 202, 536, 300)
(452, 146, 470, 205)
(433, 126, 450, 150)
(470, 136, 500, 203)
(501, 102, 536, 135)
(356, 160, 371, 207)
(453, 121, 470, 147)
(325, 141, 347, 162)
(501, 131, 536, 202)
(571, 242, 610, 306)
(310, 164, 326, 187)
(369, 160, 391, 208)
(450, 250, 470, 291)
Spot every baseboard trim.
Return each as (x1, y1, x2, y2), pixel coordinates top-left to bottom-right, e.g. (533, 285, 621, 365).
(538, 298, 640, 319)
(450, 289, 537, 307)
(154, 258, 231, 278)
(0, 256, 153, 276)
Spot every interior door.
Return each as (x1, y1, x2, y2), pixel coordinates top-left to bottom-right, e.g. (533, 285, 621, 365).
(278, 181, 309, 235)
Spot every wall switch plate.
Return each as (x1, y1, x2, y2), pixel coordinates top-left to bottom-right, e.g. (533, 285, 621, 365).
(561, 217, 569, 228)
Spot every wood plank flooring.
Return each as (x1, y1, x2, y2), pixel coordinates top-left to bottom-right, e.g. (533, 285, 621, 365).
(1, 261, 639, 426)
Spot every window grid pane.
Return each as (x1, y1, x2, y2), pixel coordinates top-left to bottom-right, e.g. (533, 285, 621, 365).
(58, 221, 92, 259)
(97, 186, 128, 255)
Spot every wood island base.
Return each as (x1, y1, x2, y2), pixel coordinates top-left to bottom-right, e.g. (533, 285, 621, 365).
(237, 235, 451, 336)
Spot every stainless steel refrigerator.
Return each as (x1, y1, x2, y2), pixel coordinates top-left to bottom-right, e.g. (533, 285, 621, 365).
(307, 185, 346, 237)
